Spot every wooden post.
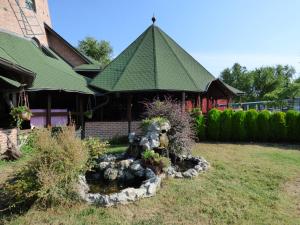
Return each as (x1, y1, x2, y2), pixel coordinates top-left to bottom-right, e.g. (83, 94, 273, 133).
(46, 93, 51, 127)
(196, 93, 201, 108)
(79, 95, 84, 139)
(181, 92, 186, 113)
(127, 94, 132, 134)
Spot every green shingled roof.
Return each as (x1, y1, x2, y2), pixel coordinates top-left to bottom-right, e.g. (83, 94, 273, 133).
(90, 25, 218, 92)
(0, 31, 96, 95)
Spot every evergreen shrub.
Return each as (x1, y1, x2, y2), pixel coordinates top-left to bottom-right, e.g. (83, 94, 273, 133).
(256, 110, 271, 142)
(231, 111, 246, 141)
(207, 109, 221, 141)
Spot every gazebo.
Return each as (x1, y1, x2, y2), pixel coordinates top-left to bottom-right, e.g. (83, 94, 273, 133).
(88, 19, 243, 134)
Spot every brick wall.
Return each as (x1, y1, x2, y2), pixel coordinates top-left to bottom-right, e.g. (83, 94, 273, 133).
(0, 128, 18, 154)
(46, 30, 88, 67)
(85, 121, 142, 140)
(0, 0, 52, 45)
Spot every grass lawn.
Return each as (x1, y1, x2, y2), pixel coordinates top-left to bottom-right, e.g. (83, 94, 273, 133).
(1, 143, 300, 225)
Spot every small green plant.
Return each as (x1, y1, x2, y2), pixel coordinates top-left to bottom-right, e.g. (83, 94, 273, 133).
(141, 150, 171, 173)
(10, 106, 32, 128)
(142, 149, 160, 160)
(141, 117, 168, 133)
(83, 137, 109, 169)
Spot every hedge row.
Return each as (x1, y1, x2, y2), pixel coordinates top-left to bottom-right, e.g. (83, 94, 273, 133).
(194, 109, 300, 142)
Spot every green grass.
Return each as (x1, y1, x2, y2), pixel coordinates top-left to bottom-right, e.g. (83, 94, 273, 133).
(1, 143, 300, 225)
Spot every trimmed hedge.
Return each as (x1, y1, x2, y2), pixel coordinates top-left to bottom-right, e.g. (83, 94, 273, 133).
(270, 112, 286, 142)
(195, 115, 206, 141)
(285, 110, 299, 142)
(256, 110, 271, 142)
(219, 109, 233, 141)
(196, 109, 299, 143)
(231, 110, 246, 141)
(244, 109, 258, 141)
(207, 109, 221, 141)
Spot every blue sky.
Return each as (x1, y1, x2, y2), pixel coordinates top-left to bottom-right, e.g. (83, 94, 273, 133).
(49, 0, 300, 78)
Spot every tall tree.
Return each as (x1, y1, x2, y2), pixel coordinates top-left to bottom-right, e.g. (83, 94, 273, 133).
(220, 64, 298, 101)
(78, 37, 113, 68)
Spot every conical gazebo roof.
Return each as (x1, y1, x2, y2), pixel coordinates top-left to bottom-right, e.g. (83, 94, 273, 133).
(90, 23, 236, 94)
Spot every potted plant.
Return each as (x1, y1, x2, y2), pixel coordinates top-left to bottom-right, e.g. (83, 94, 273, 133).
(10, 106, 32, 128)
(84, 110, 93, 119)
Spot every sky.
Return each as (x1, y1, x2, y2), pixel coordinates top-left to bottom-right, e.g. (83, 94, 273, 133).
(48, 0, 300, 78)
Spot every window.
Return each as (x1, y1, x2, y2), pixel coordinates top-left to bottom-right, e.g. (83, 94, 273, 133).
(25, 0, 36, 12)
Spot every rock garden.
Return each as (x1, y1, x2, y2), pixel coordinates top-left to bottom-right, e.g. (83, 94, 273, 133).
(77, 99, 209, 206)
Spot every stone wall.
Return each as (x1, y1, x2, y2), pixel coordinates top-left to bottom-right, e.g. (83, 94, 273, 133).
(0, 128, 18, 154)
(85, 121, 142, 140)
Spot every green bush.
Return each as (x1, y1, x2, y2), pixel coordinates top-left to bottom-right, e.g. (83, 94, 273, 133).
(285, 110, 299, 142)
(194, 114, 206, 141)
(231, 111, 246, 141)
(207, 109, 221, 141)
(219, 109, 233, 141)
(244, 109, 258, 141)
(297, 114, 300, 142)
(270, 112, 286, 141)
(83, 137, 109, 169)
(256, 110, 271, 142)
(1, 128, 89, 211)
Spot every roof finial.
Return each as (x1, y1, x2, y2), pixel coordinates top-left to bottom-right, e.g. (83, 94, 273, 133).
(152, 14, 156, 24)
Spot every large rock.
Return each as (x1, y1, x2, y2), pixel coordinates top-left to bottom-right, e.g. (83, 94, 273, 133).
(104, 168, 118, 180)
(183, 169, 198, 178)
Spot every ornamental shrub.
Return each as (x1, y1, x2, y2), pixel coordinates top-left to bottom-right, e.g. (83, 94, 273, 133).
(285, 110, 299, 142)
(256, 110, 271, 142)
(0, 128, 89, 212)
(207, 109, 221, 141)
(219, 109, 233, 141)
(231, 111, 246, 141)
(270, 112, 286, 141)
(143, 98, 195, 155)
(194, 114, 206, 141)
(244, 109, 258, 141)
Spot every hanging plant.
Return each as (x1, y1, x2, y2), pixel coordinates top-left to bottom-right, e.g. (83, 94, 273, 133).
(84, 110, 93, 119)
(10, 106, 32, 128)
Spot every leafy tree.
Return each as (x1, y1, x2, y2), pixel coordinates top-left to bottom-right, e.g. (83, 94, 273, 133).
(220, 64, 298, 101)
(231, 111, 246, 141)
(256, 110, 271, 142)
(78, 37, 113, 68)
(207, 109, 221, 141)
(219, 109, 233, 141)
(244, 109, 258, 141)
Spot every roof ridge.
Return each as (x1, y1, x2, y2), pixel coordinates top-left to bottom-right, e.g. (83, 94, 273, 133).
(158, 27, 215, 81)
(156, 27, 199, 91)
(152, 25, 158, 89)
(112, 26, 151, 90)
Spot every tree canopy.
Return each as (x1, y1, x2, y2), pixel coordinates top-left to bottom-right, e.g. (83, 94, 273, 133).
(78, 37, 113, 68)
(220, 63, 299, 101)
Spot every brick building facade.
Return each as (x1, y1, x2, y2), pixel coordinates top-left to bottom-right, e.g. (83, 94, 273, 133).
(0, 0, 51, 45)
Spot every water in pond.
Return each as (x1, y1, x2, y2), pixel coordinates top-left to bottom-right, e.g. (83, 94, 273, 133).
(87, 176, 145, 195)
(175, 159, 195, 172)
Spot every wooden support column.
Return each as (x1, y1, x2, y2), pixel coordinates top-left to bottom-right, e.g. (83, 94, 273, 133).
(79, 95, 84, 139)
(46, 93, 52, 127)
(196, 93, 201, 108)
(181, 92, 186, 113)
(127, 94, 133, 134)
